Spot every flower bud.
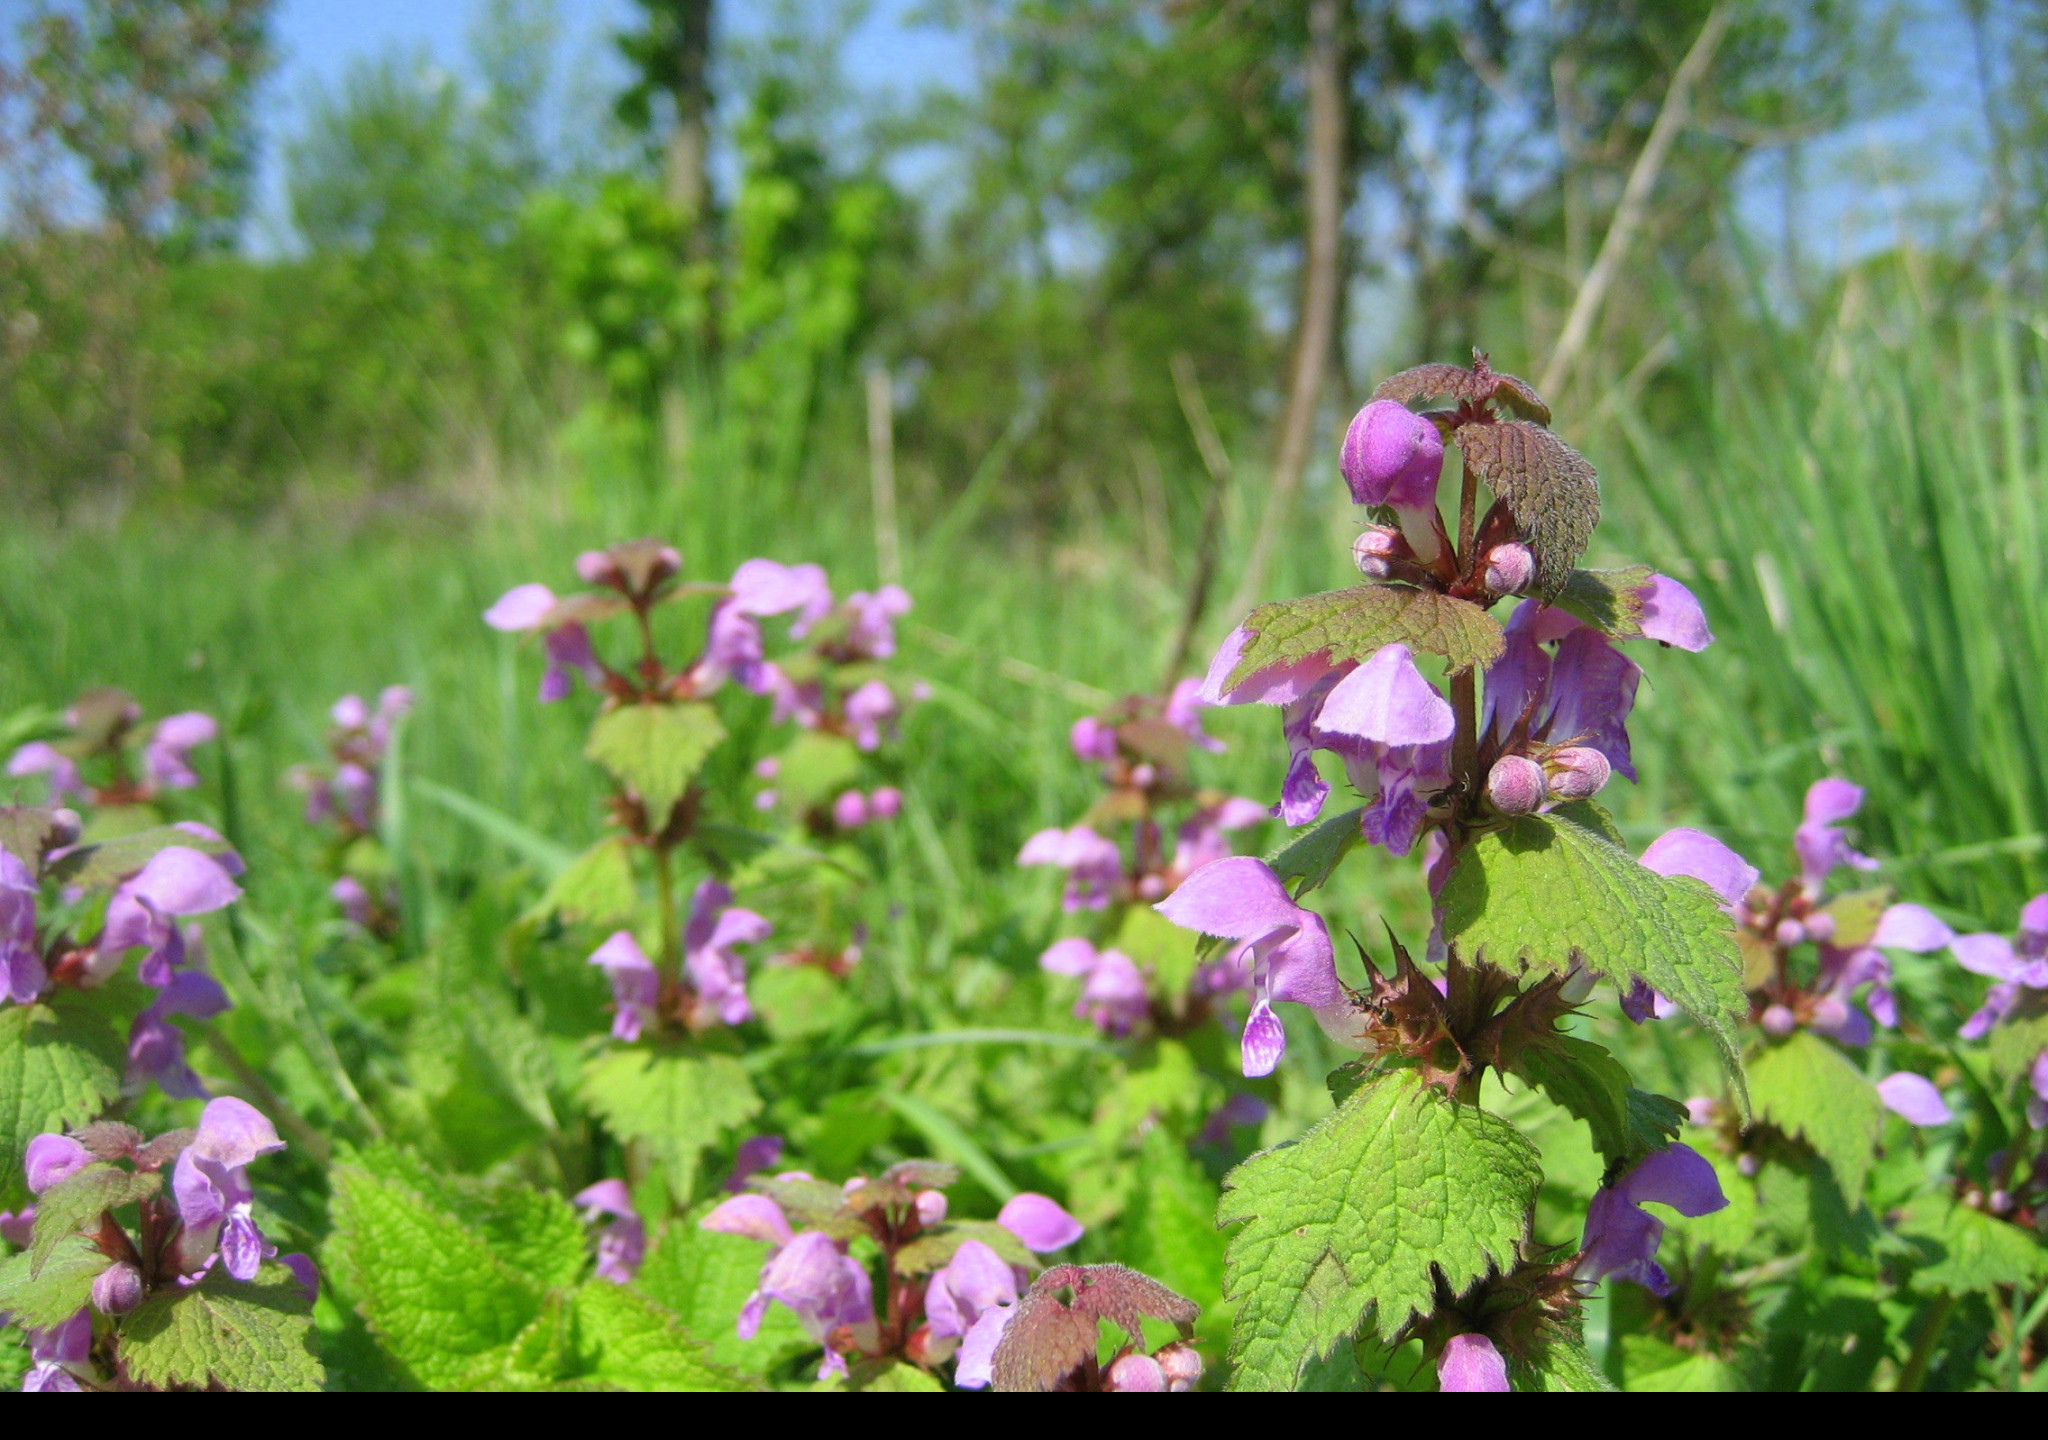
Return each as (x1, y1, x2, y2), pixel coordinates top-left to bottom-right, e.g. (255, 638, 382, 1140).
(1485, 755, 1546, 816)
(914, 1189, 948, 1227)
(870, 787, 903, 820)
(1130, 763, 1157, 789)
(1774, 919, 1807, 949)
(91, 1261, 143, 1315)
(1154, 1342, 1204, 1392)
(1544, 747, 1611, 801)
(1990, 1189, 2014, 1215)
(1070, 716, 1119, 764)
(49, 808, 82, 849)
(1559, 963, 1596, 1004)
(1105, 1353, 1167, 1391)
(1137, 874, 1166, 901)
(1761, 1004, 1796, 1039)
(1685, 1096, 1720, 1128)
(754, 790, 777, 811)
(754, 757, 780, 780)
(1803, 912, 1835, 943)
(1351, 527, 1403, 579)
(1482, 543, 1536, 596)
(1737, 1152, 1761, 1177)
(1340, 401, 1443, 510)
(1809, 995, 1850, 1032)
(832, 791, 870, 830)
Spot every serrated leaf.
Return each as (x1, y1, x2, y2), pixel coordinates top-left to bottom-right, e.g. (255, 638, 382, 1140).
(581, 1047, 761, 1199)
(1509, 1035, 1682, 1167)
(1223, 586, 1504, 694)
(1263, 804, 1365, 899)
(894, 1220, 1037, 1277)
(1987, 1000, 2048, 1086)
(0, 806, 58, 869)
(1550, 567, 1654, 638)
(1455, 420, 1599, 593)
(584, 702, 724, 829)
(1746, 1032, 1883, 1198)
(1439, 806, 1748, 1102)
(1371, 363, 1484, 408)
(29, 1162, 158, 1276)
(0, 1000, 124, 1209)
(327, 1159, 553, 1390)
(772, 730, 864, 813)
(574, 1279, 756, 1391)
(0, 1233, 109, 1328)
(1899, 1198, 2048, 1294)
(530, 838, 638, 925)
(1216, 1069, 1540, 1389)
(122, 1263, 323, 1393)
(1120, 1126, 1226, 1328)
(1815, 887, 1892, 951)
(1505, 1330, 1616, 1392)
(47, 825, 238, 892)
(634, 1212, 806, 1373)
(1613, 1334, 1739, 1392)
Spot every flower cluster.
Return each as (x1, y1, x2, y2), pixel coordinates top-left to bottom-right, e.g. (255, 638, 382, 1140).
(7, 689, 217, 810)
(700, 1160, 1089, 1385)
(4, 1099, 308, 1392)
(1953, 893, 2048, 1129)
(286, 687, 412, 932)
(588, 879, 771, 1040)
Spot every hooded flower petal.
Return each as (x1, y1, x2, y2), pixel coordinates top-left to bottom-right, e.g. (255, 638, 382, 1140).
(1039, 936, 1100, 976)
(1639, 829, 1759, 911)
(1876, 1072, 1952, 1127)
(701, 1194, 794, 1247)
(1311, 645, 1454, 748)
(924, 1238, 1018, 1340)
(1795, 779, 1877, 891)
(996, 1193, 1083, 1251)
(484, 583, 558, 631)
(1154, 855, 1304, 943)
(1579, 1143, 1724, 1295)
(729, 560, 834, 636)
(1164, 678, 1224, 753)
(1872, 904, 1953, 952)
(1200, 627, 1350, 708)
(1437, 1333, 1509, 1392)
(25, 1134, 92, 1194)
(1635, 575, 1713, 652)
(588, 931, 659, 1042)
(953, 1302, 1013, 1389)
(7, 742, 84, 801)
(189, 1096, 285, 1170)
(1341, 400, 1444, 510)
(1, 850, 44, 1005)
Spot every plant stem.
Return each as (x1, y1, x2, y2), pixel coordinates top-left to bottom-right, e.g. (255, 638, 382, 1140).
(651, 840, 681, 975)
(1896, 1293, 1955, 1392)
(1450, 452, 1481, 791)
(198, 1023, 332, 1164)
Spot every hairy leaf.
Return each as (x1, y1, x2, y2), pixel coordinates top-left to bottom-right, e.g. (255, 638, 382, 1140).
(894, 1219, 1037, 1277)
(1263, 804, 1366, 899)
(1454, 421, 1599, 593)
(1505, 1331, 1616, 1392)
(0, 1000, 124, 1209)
(0, 1233, 109, 1329)
(634, 1211, 807, 1373)
(1439, 805, 1748, 1101)
(1746, 1033, 1883, 1199)
(47, 824, 238, 892)
(584, 702, 724, 829)
(1216, 1069, 1540, 1389)
(1223, 585, 1504, 694)
(0, 806, 58, 869)
(581, 1047, 761, 1199)
(1509, 1035, 1683, 1168)
(574, 1279, 756, 1391)
(771, 731, 862, 812)
(1550, 567, 1654, 638)
(1370, 360, 1551, 425)
(123, 1262, 322, 1392)
(530, 838, 637, 925)
(1987, 1001, 2048, 1086)
(29, 1162, 158, 1276)
(1899, 1197, 2048, 1294)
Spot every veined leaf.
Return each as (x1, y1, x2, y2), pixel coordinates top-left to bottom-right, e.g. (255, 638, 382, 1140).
(584, 702, 725, 830)
(1454, 420, 1599, 594)
(1746, 1033, 1883, 1198)
(0, 999, 124, 1209)
(1263, 805, 1365, 899)
(122, 1262, 323, 1393)
(1223, 585, 1504, 694)
(0, 1234, 110, 1329)
(1509, 1035, 1684, 1169)
(1899, 1196, 2048, 1294)
(581, 1047, 761, 1199)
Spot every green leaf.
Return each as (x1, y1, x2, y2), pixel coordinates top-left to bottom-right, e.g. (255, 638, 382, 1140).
(1746, 1033, 1883, 1198)
(0, 1233, 110, 1329)
(29, 1162, 159, 1276)
(1439, 804, 1749, 1103)
(573, 1279, 756, 1391)
(0, 806, 58, 869)
(634, 1212, 807, 1374)
(0, 999, 125, 1209)
(1121, 1126, 1226, 1329)
(1216, 1069, 1540, 1389)
(1222, 585, 1504, 694)
(122, 1263, 323, 1393)
(894, 1220, 1037, 1277)
(1262, 805, 1365, 900)
(1508, 1035, 1683, 1168)
(584, 702, 725, 829)
(529, 838, 638, 925)
(1900, 1198, 2048, 1294)
(1507, 1331, 1617, 1392)
(1454, 419, 1600, 593)
(581, 1047, 761, 1199)
(838, 1359, 947, 1391)
(46, 825, 239, 892)
(1550, 567, 1654, 638)
(326, 1158, 556, 1390)
(1988, 1001, 2048, 1087)
(770, 730, 862, 812)
(1613, 1334, 1740, 1392)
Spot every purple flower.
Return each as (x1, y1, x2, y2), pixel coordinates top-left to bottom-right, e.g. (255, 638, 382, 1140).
(589, 931, 659, 1043)
(844, 679, 898, 752)
(1070, 716, 1120, 764)
(1304, 645, 1456, 857)
(1198, 1093, 1269, 1146)
(484, 584, 604, 703)
(954, 1300, 1012, 1388)
(574, 1180, 646, 1284)
(832, 790, 870, 830)
(1164, 678, 1225, 753)
(924, 1238, 1018, 1342)
(8, 741, 84, 802)
(22, 1308, 91, 1392)
(1105, 1353, 1167, 1391)
(725, 1136, 786, 1193)
(280, 1253, 320, 1305)
(1794, 779, 1879, 894)
(96, 846, 242, 987)
(997, 1193, 1084, 1251)
(702, 1192, 796, 1247)
(143, 712, 218, 791)
(1954, 893, 2048, 1041)
(746, 1231, 877, 1379)
(1876, 1072, 1951, 1127)
(684, 880, 771, 1027)
(689, 600, 771, 695)
(2, 849, 46, 1006)
(25, 1133, 92, 1193)
(1155, 856, 1357, 1077)
(172, 1097, 285, 1282)
(1170, 795, 1269, 879)
(1578, 1143, 1726, 1295)
(871, 787, 903, 820)
(729, 560, 834, 637)
(1636, 575, 1714, 651)
(1198, 625, 1349, 710)
(126, 970, 231, 1099)
(1018, 825, 1124, 911)
(90, 1261, 142, 1316)
(845, 585, 912, 660)
(1437, 1333, 1509, 1393)
(1341, 401, 1445, 559)
(1640, 829, 1760, 912)
(1040, 938, 1150, 1036)
(331, 875, 374, 927)
(0, 1207, 33, 1247)
(1274, 670, 1344, 826)
(2030, 1052, 2048, 1130)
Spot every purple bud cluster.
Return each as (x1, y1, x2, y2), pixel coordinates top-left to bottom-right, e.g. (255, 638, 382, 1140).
(288, 687, 413, 932)
(588, 879, 771, 1041)
(8, 690, 218, 810)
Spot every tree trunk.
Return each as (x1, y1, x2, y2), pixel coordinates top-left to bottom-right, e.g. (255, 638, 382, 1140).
(660, 0, 715, 244)
(1228, 0, 1345, 618)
